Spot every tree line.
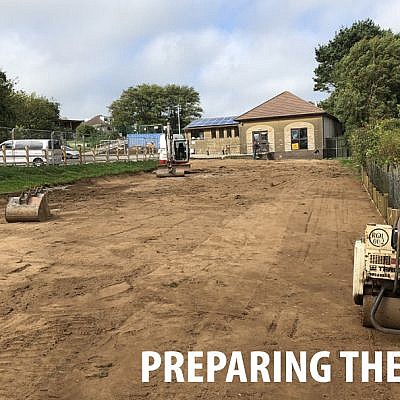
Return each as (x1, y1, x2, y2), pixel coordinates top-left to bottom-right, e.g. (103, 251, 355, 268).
(109, 83, 203, 134)
(0, 71, 60, 131)
(0, 69, 203, 138)
(314, 19, 400, 165)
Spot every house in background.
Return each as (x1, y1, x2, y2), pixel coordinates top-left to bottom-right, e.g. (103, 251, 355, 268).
(84, 115, 112, 133)
(236, 91, 342, 159)
(58, 118, 84, 131)
(184, 117, 240, 155)
(184, 91, 343, 158)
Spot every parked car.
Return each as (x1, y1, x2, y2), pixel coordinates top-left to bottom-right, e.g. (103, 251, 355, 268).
(63, 146, 79, 159)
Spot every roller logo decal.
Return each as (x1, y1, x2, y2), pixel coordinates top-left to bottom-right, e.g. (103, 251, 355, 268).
(368, 228, 389, 247)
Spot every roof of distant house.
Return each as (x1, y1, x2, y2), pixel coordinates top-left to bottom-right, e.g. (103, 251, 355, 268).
(184, 116, 238, 130)
(59, 117, 84, 123)
(236, 91, 325, 121)
(85, 114, 111, 126)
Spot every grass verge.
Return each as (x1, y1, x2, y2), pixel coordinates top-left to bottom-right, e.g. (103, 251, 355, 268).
(0, 160, 157, 194)
(337, 157, 361, 175)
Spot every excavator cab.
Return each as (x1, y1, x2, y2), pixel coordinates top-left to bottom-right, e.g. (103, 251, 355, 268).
(173, 139, 189, 163)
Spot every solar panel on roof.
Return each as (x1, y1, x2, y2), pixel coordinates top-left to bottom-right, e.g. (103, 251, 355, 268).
(184, 116, 238, 129)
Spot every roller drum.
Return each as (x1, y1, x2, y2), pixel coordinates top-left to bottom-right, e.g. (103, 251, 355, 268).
(362, 294, 400, 329)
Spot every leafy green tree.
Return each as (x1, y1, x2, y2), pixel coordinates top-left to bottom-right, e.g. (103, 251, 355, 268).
(163, 84, 203, 132)
(76, 123, 98, 137)
(0, 70, 16, 126)
(110, 84, 164, 133)
(12, 92, 60, 131)
(109, 83, 202, 133)
(314, 19, 385, 92)
(322, 33, 400, 130)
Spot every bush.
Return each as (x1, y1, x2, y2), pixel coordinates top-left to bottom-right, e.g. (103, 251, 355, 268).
(349, 118, 400, 165)
(348, 126, 379, 166)
(375, 119, 400, 164)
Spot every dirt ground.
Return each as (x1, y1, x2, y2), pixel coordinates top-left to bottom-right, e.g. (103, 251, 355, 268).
(0, 159, 399, 399)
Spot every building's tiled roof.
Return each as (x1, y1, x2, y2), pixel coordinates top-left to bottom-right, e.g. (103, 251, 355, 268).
(184, 116, 238, 130)
(85, 115, 111, 126)
(235, 91, 325, 121)
(59, 118, 84, 123)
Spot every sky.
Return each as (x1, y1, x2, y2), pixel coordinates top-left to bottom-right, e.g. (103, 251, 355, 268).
(0, 0, 399, 120)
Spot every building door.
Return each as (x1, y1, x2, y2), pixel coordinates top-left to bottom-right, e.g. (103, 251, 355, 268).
(252, 131, 269, 159)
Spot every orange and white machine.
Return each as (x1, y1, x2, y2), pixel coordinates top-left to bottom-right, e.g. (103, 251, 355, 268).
(353, 221, 400, 333)
(156, 122, 190, 177)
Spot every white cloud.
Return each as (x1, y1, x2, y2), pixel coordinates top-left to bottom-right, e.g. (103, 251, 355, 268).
(0, 0, 398, 121)
(198, 30, 318, 116)
(374, 0, 400, 32)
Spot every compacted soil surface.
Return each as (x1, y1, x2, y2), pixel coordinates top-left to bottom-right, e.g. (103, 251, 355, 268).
(0, 159, 398, 399)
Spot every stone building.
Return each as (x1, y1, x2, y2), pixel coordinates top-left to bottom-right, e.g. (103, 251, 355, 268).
(236, 91, 341, 159)
(184, 91, 342, 158)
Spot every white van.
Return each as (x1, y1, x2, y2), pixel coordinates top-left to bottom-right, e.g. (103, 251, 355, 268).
(0, 139, 63, 166)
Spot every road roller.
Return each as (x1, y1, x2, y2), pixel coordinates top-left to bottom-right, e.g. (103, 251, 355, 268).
(353, 220, 400, 334)
(156, 121, 190, 178)
(5, 188, 51, 222)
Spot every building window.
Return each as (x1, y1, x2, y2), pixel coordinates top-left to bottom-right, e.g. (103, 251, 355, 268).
(219, 130, 224, 139)
(291, 128, 308, 150)
(227, 128, 232, 138)
(233, 127, 239, 137)
(211, 129, 217, 139)
(191, 130, 204, 140)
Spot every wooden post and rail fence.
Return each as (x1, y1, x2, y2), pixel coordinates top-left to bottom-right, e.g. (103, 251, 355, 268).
(361, 166, 400, 226)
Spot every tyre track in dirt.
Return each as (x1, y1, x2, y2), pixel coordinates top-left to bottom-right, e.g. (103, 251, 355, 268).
(0, 159, 398, 399)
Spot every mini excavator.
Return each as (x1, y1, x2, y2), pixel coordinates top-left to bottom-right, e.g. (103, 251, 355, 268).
(156, 121, 190, 178)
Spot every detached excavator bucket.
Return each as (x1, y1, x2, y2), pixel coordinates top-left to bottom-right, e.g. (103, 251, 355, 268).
(5, 189, 51, 223)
